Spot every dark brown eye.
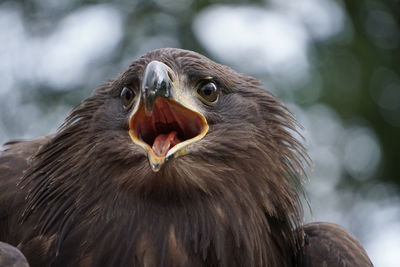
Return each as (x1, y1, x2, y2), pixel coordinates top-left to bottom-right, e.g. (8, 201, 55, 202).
(197, 81, 219, 104)
(120, 87, 136, 108)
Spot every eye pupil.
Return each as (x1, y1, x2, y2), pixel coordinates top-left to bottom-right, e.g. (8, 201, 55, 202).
(121, 87, 135, 108)
(125, 90, 132, 100)
(202, 85, 213, 96)
(197, 82, 219, 103)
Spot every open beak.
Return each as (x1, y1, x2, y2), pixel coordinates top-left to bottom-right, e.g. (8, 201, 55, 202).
(129, 61, 209, 172)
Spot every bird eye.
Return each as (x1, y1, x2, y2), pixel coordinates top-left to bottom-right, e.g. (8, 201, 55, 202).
(196, 81, 219, 104)
(120, 87, 136, 108)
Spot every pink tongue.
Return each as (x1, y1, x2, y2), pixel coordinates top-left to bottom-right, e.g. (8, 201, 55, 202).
(152, 131, 180, 157)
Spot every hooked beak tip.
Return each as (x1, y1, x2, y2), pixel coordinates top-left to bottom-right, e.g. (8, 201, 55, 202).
(141, 60, 174, 115)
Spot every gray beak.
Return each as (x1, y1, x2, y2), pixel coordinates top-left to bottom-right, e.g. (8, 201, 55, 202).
(141, 60, 174, 115)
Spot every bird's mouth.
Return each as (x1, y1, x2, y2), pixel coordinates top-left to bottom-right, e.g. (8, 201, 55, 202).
(129, 98, 208, 171)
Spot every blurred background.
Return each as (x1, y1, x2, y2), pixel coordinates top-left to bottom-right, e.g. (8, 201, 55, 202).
(0, 0, 399, 265)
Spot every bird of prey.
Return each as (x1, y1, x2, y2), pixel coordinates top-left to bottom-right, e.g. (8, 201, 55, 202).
(0, 48, 373, 267)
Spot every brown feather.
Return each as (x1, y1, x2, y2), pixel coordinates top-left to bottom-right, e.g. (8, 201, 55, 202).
(297, 222, 373, 266)
(0, 48, 371, 267)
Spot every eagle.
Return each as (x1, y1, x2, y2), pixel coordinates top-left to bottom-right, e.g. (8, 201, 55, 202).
(0, 48, 372, 267)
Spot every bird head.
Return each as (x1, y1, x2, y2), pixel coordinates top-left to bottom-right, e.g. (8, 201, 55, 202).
(26, 48, 306, 198)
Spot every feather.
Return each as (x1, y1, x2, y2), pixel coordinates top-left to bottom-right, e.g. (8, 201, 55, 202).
(0, 48, 372, 267)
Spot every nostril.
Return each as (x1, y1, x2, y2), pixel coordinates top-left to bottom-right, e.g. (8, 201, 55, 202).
(157, 80, 170, 98)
